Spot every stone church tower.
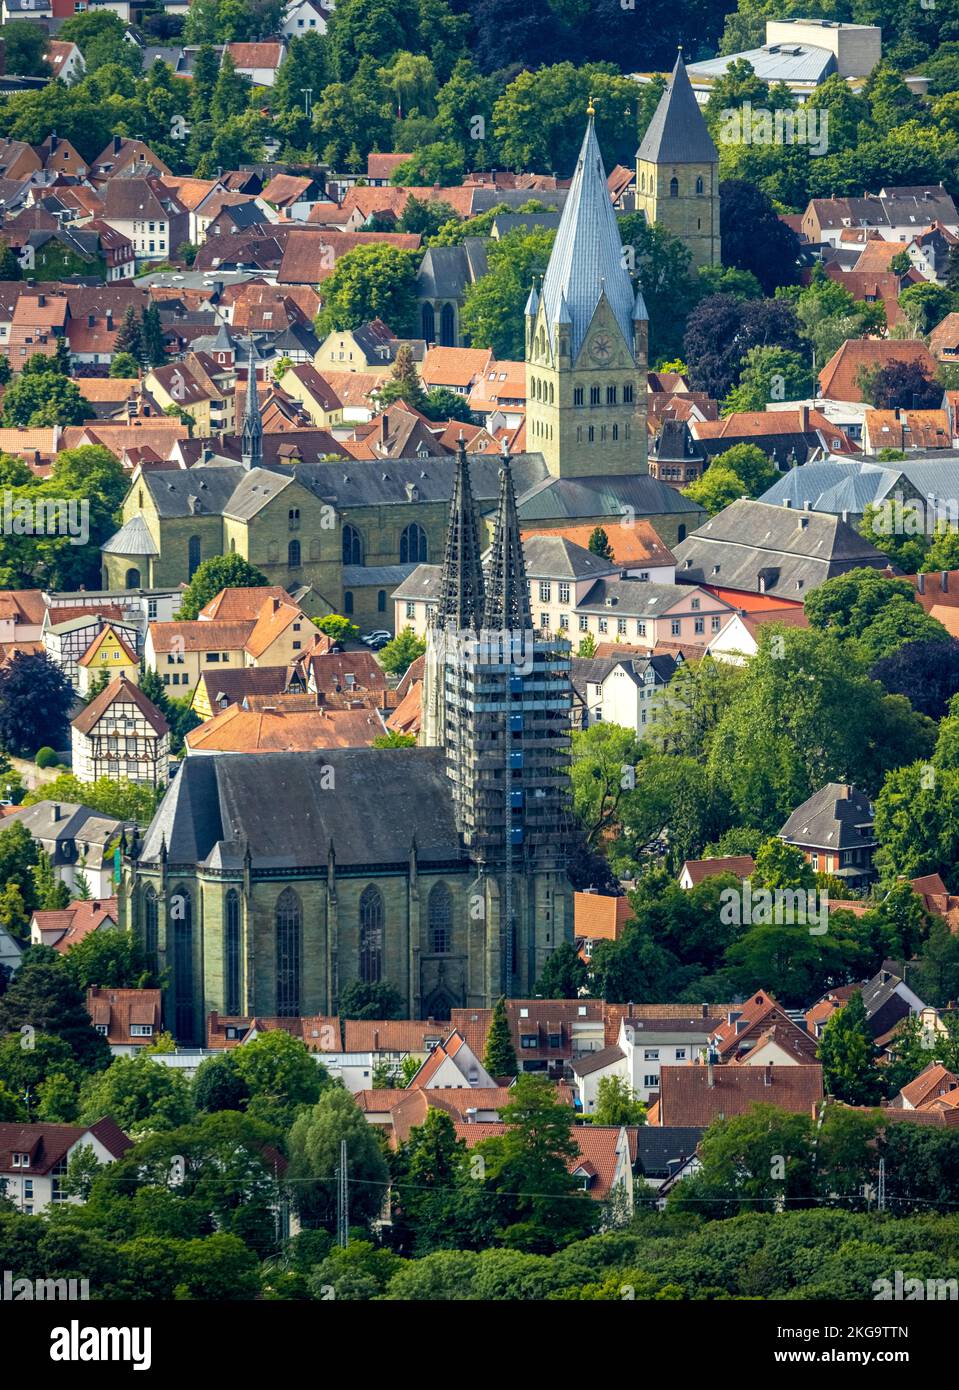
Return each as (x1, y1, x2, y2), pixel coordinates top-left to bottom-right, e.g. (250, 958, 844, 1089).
(525, 106, 649, 480)
(422, 437, 573, 999)
(635, 51, 721, 271)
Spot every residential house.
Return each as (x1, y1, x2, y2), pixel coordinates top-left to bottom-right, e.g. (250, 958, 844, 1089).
(100, 177, 188, 267)
(0, 925, 22, 978)
(91, 137, 170, 182)
(145, 355, 237, 435)
(521, 523, 676, 581)
(648, 419, 707, 487)
(71, 675, 170, 787)
(277, 363, 343, 427)
(2, 800, 128, 899)
(860, 965, 927, 1042)
(0, 1119, 132, 1215)
(862, 407, 952, 455)
(75, 624, 140, 698)
(778, 782, 877, 887)
(890, 1062, 959, 1110)
(708, 991, 812, 1063)
(87, 987, 162, 1056)
(705, 605, 810, 664)
(618, 1011, 719, 1103)
(450, 1000, 608, 1078)
(0, 590, 45, 645)
(314, 319, 426, 373)
(673, 499, 892, 603)
(183, 700, 387, 752)
(455, 1119, 637, 1213)
(406, 1029, 497, 1089)
(190, 662, 307, 721)
(802, 186, 959, 247)
(281, 0, 332, 38)
(29, 897, 118, 952)
(420, 345, 493, 397)
(45, 40, 85, 84)
(817, 338, 938, 403)
(571, 651, 678, 733)
(225, 41, 287, 87)
(651, 1063, 824, 1126)
(42, 606, 141, 686)
(145, 595, 313, 696)
(678, 855, 756, 888)
(573, 890, 633, 964)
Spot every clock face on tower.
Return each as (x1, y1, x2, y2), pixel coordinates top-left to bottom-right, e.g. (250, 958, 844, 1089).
(589, 334, 611, 364)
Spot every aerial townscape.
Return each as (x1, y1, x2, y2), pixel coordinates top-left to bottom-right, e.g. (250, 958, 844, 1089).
(3, 0, 959, 1340)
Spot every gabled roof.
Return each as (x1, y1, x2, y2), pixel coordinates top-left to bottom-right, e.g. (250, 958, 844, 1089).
(681, 855, 756, 886)
(898, 1062, 959, 1109)
(72, 675, 169, 738)
(0, 1119, 131, 1174)
(638, 52, 719, 165)
(76, 624, 138, 669)
(779, 782, 875, 850)
(657, 1063, 823, 1125)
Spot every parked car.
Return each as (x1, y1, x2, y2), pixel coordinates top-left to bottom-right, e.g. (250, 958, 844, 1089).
(361, 630, 392, 645)
(368, 635, 391, 651)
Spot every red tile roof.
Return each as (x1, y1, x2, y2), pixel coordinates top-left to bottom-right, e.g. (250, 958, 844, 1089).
(656, 1063, 823, 1125)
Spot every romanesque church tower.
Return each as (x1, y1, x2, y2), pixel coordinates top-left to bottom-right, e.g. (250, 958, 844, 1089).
(525, 106, 649, 480)
(635, 51, 721, 271)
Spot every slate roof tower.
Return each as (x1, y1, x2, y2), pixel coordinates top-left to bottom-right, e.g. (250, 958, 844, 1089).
(635, 50, 721, 269)
(526, 103, 648, 478)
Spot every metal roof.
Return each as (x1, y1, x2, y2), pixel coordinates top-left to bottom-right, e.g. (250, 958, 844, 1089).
(686, 43, 836, 85)
(540, 116, 636, 361)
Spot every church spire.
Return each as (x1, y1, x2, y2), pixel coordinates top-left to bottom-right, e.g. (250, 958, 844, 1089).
(539, 109, 635, 362)
(241, 337, 263, 470)
(636, 49, 719, 167)
(482, 441, 531, 632)
(435, 434, 485, 630)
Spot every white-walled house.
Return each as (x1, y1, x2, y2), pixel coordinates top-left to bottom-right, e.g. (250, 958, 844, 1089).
(0, 1119, 131, 1215)
(1, 801, 127, 900)
(620, 1014, 716, 1103)
(282, 0, 331, 38)
(572, 651, 679, 733)
(71, 675, 170, 787)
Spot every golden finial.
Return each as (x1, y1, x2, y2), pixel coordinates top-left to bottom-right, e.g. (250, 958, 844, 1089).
(587, 95, 596, 118)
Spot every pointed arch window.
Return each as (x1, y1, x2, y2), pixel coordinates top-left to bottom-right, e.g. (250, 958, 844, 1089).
(342, 524, 364, 566)
(172, 885, 194, 1043)
(400, 523, 428, 564)
(440, 302, 456, 346)
(422, 303, 435, 342)
(143, 884, 158, 969)
(428, 882, 452, 954)
(695, 175, 704, 195)
(225, 889, 241, 1016)
(359, 884, 383, 983)
(188, 536, 201, 578)
(288, 538, 301, 567)
(669, 177, 679, 198)
(275, 888, 301, 1016)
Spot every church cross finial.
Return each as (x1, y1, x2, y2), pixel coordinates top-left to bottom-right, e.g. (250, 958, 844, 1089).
(587, 95, 596, 118)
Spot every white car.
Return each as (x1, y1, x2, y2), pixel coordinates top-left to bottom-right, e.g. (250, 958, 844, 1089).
(361, 630, 392, 644)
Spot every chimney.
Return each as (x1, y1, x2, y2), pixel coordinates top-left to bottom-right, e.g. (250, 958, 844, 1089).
(763, 1064, 773, 1087)
(113, 135, 122, 156)
(799, 404, 809, 432)
(782, 498, 792, 508)
(51, 804, 61, 821)
(373, 1029, 379, 1050)
(707, 1061, 715, 1088)
(106, 312, 113, 330)
(92, 901, 99, 911)
(37, 294, 45, 307)
(917, 572, 926, 594)
(701, 1003, 708, 1018)
(942, 571, 949, 593)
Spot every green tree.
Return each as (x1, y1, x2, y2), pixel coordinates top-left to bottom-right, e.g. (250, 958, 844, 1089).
(593, 1075, 646, 1127)
(390, 1107, 471, 1255)
(0, 20, 49, 77)
(79, 1053, 195, 1133)
(63, 928, 155, 991)
(721, 345, 813, 414)
(288, 1086, 390, 1230)
(483, 995, 518, 1077)
(534, 941, 588, 999)
(0, 820, 40, 915)
(818, 993, 881, 1105)
(210, 52, 251, 125)
(460, 228, 556, 360)
(315, 244, 419, 336)
(477, 1073, 597, 1252)
(176, 554, 269, 621)
(230, 1030, 329, 1131)
(109, 353, 140, 379)
(314, 613, 360, 642)
(192, 1053, 250, 1114)
(337, 979, 405, 1020)
(2, 368, 88, 426)
(587, 526, 613, 560)
(668, 1104, 813, 1220)
(378, 627, 426, 675)
(682, 466, 746, 517)
(0, 952, 109, 1070)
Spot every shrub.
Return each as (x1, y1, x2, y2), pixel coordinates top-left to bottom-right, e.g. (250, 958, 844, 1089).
(35, 747, 59, 768)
